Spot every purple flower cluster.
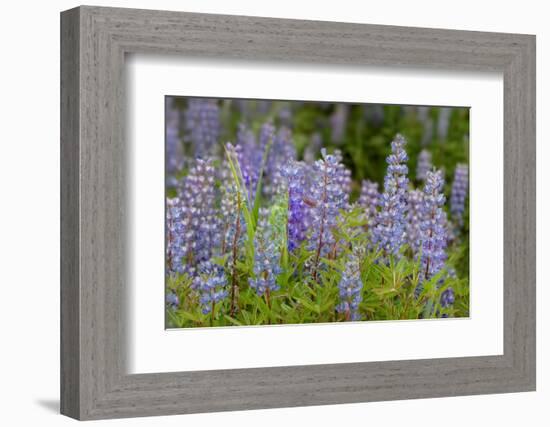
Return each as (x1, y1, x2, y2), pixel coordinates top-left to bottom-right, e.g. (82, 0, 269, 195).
(358, 180, 379, 230)
(309, 149, 348, 278)
(420, 170, 448, 280)
(281, 161, 309, 252)
(166, 98, 184, 187)
(330, 104, 349, 144)
(249, 212, 282, 296)
(372, 134, 409, 258)
(184, 98, 220, 157)
(336, 250, 363, 321)
(166, 291, 179, 310)
(166, 197, 186, 275)
(178, 158, 221, 267)
(450, 164, 469, 227)
(406, 189, 424, 255)
(195, 261, 228, 315)
(416, 149, 432, 182)
(440, 287, 455, 308)
(265, 126, 297, 197)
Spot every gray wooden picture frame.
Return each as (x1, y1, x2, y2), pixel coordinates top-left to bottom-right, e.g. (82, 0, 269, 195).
(60, 5, 536, 421)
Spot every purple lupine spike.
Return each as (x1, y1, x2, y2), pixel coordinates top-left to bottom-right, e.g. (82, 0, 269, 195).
(333, 149, 352, 200)
(437, 107, 452, 140)
(281, 161, 309, 252)
(249, 210, 282, 297)
(259, 121, 275, 153)
(184, 98, 220, 157)
(416, 149, 432, 182)
(224, 141, 259, 202)
(264, 126, 297, 197)
(308, 149, 348, 280)
(372, 134, 410, 259)
(166, 197, 186, 276)
(330, 104, 349, 144)
(166, 291, 180, 310)
(358, 180, 379, 231)
(336, 249, 363, 321)
(166, 98, 184, 187)
(420, 170, 448, 281)
(406, 189, 424, 255)
(450, 164, 469, 227)
(180, 158, 221, 267)
(440, 287, 455, 308)
(195, 261, 228, 315)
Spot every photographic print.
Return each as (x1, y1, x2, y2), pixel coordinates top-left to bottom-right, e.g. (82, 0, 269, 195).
(165, 97, 469, 328)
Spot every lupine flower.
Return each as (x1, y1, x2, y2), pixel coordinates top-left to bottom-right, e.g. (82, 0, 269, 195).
(281, 161, 309, 252)
(177, 158, 221, 267)
(440, 287, 455, 308)
(309, 149, 348, 279)
(333, 149, 352, 200)
(184, 98, 220, 157)
(372, 134, 409, 259)
(220, 147, 247, 258)
(416, 149, 432, 181)
(358, 180, 379, 230)
(265, 126, 297, 197)
(336, 249, 363, 321)
(195, 261, 228, 315)
(450, 164, 469, 227)
(330, 104, 349, 144)
(420, 170, 448, 281)
(224, 141, 259, 202)
(166, 197, 186, 275)
(249, 210, 282, 297)
(437, 107, 452, 140)
(278, 106, 292, 128)
(166, 98, 184, 187)
(406, 189, 424, 255)
(166, 292, 180, 310)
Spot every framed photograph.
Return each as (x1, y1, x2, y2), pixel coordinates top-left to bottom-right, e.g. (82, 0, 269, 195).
(61, 6, 536, 420)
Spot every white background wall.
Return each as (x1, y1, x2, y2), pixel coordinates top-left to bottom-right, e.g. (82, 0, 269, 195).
(0, 0, 547, 425)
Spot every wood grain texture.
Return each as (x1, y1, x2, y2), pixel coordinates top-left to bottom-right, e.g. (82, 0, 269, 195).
(60, 5, 536, 420)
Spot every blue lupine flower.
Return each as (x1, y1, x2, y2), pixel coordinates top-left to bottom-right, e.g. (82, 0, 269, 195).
(372, 134, 409, 259)
(264, 126, 297, 197)
(308, 148, 348, 279)
(336, 250, 363, 321)
(406, 189, 424, 255)
(220, 146, 247, 259)
(281, 161, 309, 252)
(333, 149, 352, 200)
(416, 149, 432, 181)
(166, 291, 179, 310)
(330, 104, 349, 144)
(176, 158, 221, 269)
(420, 170, 448, 281)
(166, 98, 184, 187)
(450, 164, 469, 227)
(249, 211, 282, 296)
(440, 287, 455, 308)
(184, 98, 220, 157)
(195, 261, 228, 315)
(358, 180, 379, 231)
(166, 197, 186, 275)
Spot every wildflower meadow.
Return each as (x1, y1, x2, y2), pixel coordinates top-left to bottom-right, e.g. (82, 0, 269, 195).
(165, 97, 470, 328)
